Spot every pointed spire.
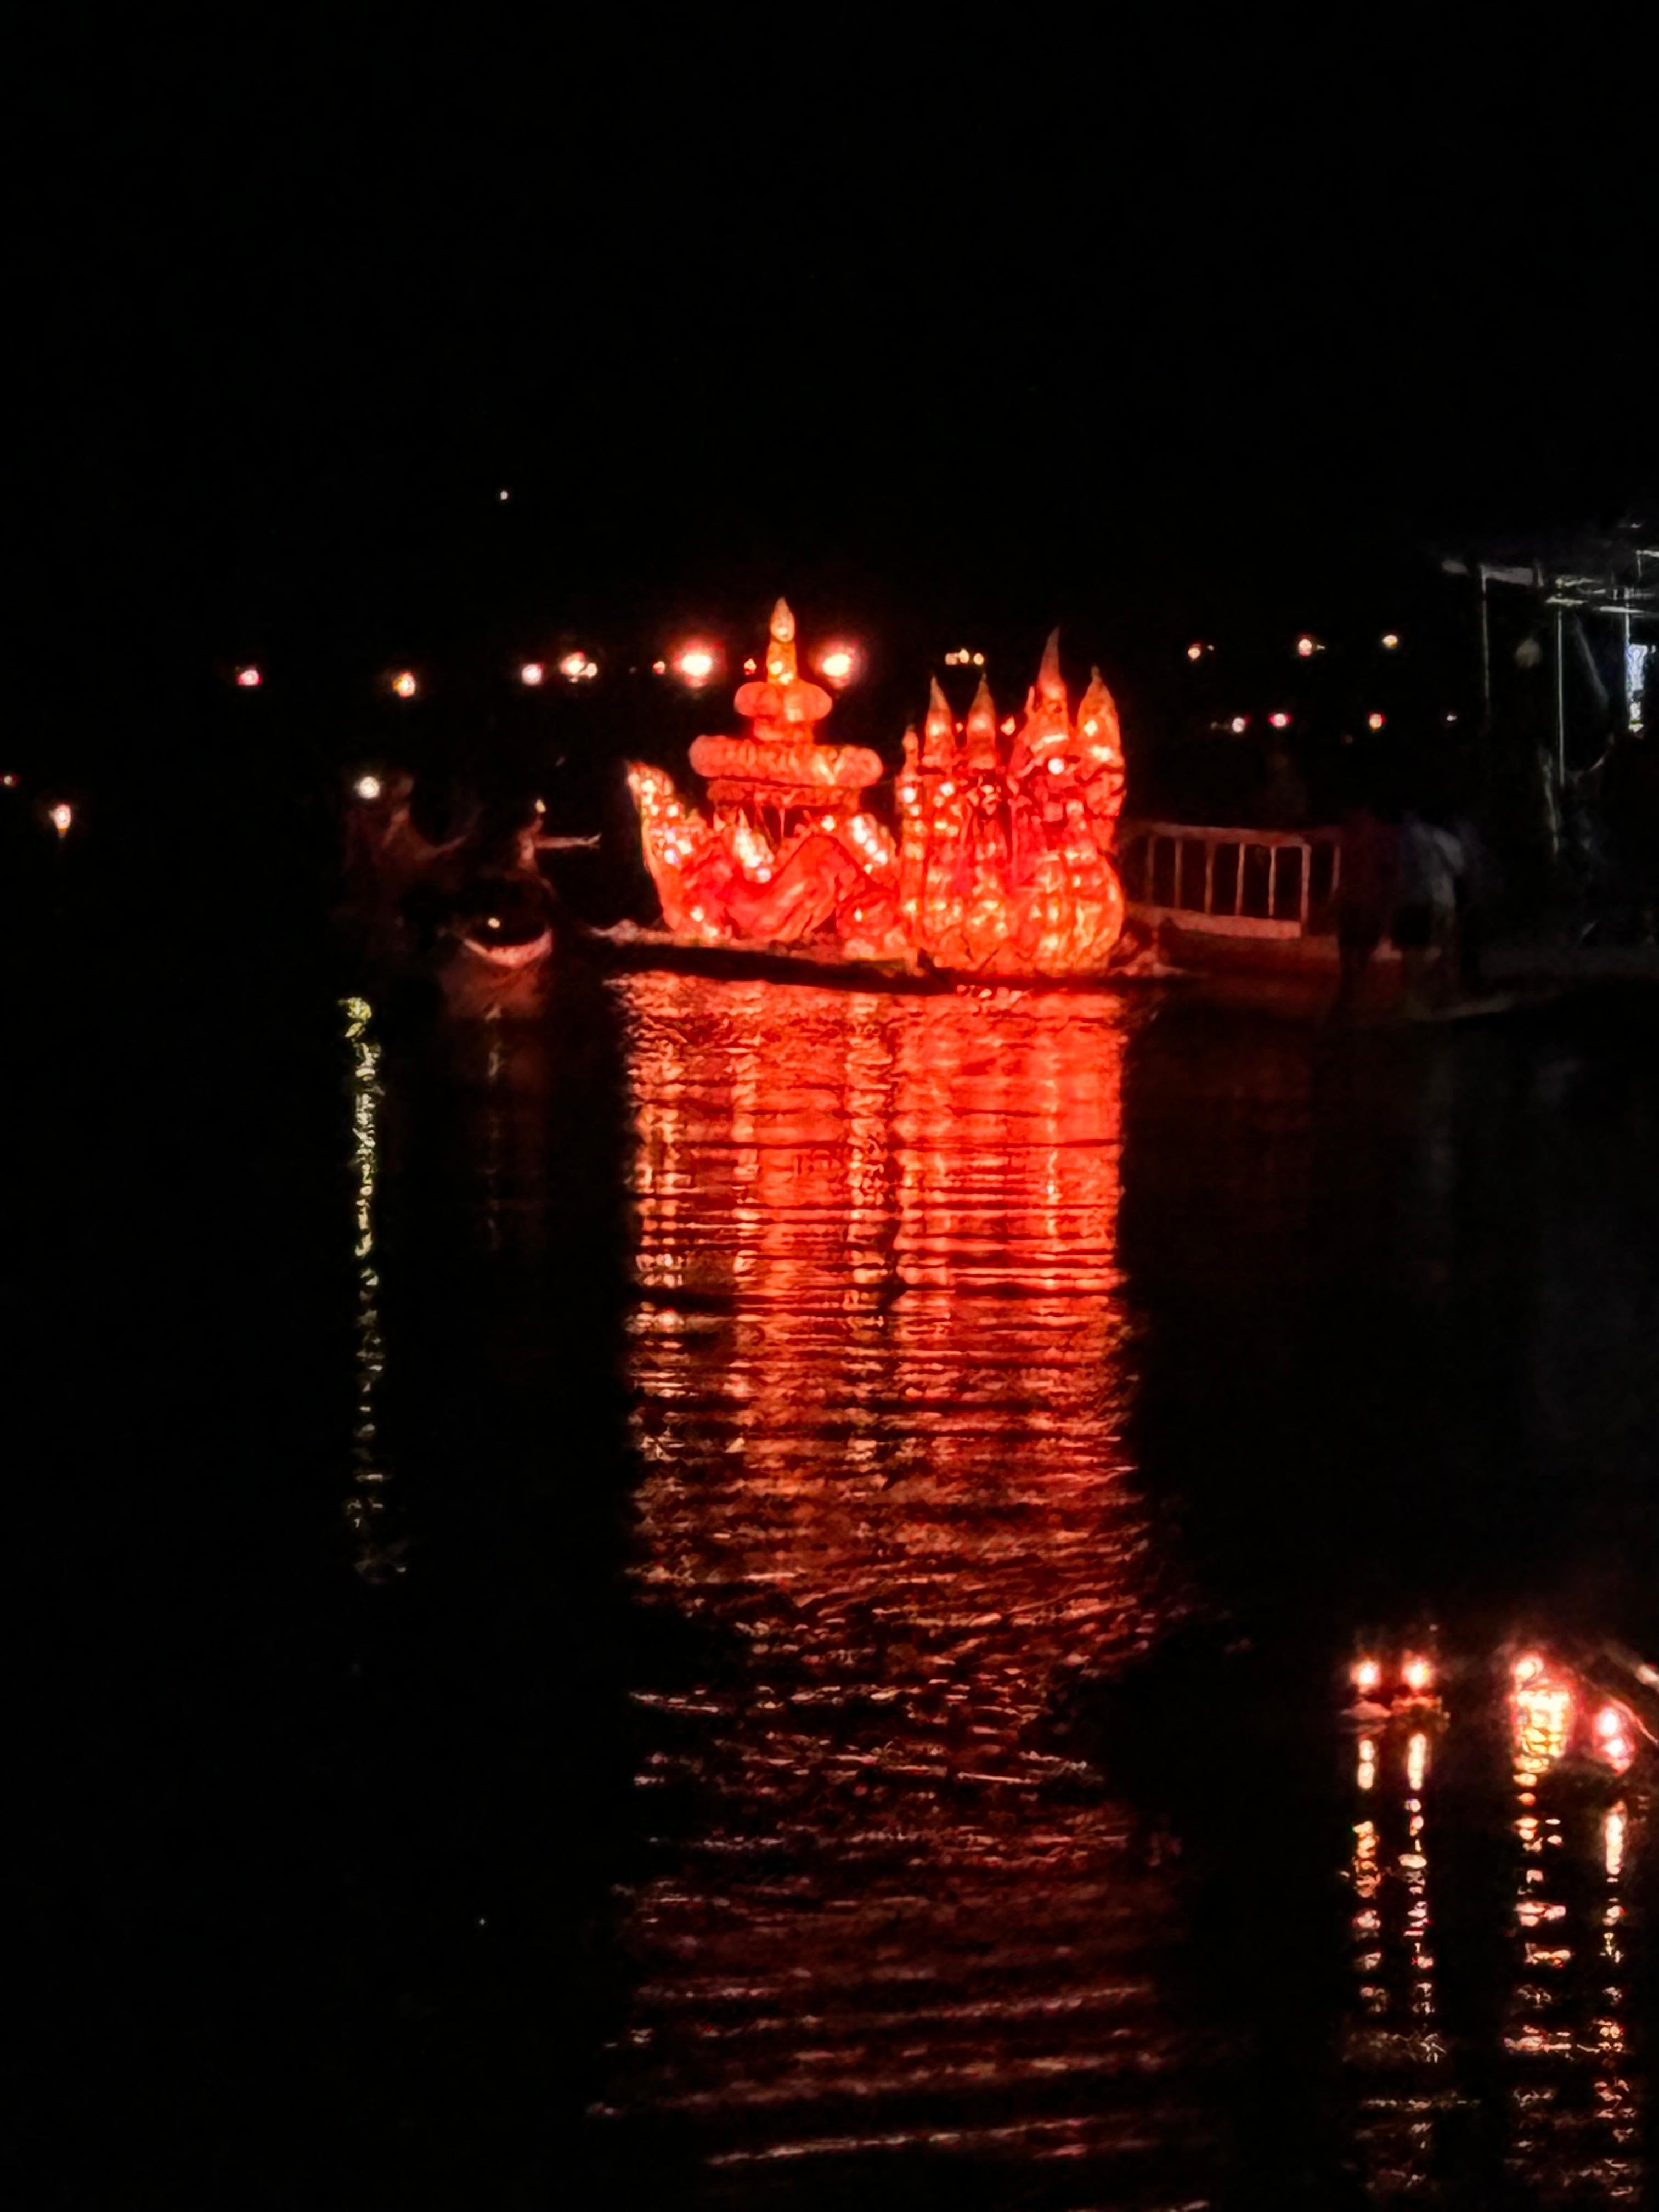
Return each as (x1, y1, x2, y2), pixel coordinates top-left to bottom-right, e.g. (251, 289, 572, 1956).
(963, 675, 1000, 768)
(765, 597, 799, 684)
(922, 676, 957, 772)
(1075, 666, 1122, 764)
(1035, 628, 1066, 707)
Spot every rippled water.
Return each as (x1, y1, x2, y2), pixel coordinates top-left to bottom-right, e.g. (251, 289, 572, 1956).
(286, 969, 1659, 2208)
(563, 975, 1652, 2207)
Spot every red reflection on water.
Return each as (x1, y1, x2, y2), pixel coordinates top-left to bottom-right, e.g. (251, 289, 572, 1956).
(609, 975, 1190, 2186)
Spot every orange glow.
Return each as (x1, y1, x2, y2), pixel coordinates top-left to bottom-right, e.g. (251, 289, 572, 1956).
(819, 645, 856, 685)
(391, 670, 417, 699)
(628, 607, 1127, 975)
(1382, 633, 1400, 649)
(1606, 1805, 1627, 1876)
(521, 661, 546, 686)
(1186, 642, 1205, 661)
(235, 665, 261, 688)
(1513, 1653, 1544, 1684)
(50, 801, 73, 836)
(1402, 1655, 1434, 1692)
(676, 645, 717, 684)
(1354, 1657, 1383, 1693)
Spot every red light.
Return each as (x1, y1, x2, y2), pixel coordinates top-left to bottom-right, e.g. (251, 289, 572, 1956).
(235, 666, 262, 689)
(521, 661, 546, 686)
(1269, 712, 1290, 729)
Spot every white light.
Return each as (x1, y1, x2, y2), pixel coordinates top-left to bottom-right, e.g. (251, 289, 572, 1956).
(391, 670, 417, 699)
(356, 775, 382, 801)
(520, 661, 546, 686)
(678, 646, 715, 683)
(559, 651, 590, 681)
(1368, 712, 1386, 731)
(50, 802, 73, 836)
(820, 646, 856, 684)
(1230, 715, 1249, 733)
(235, 666, 262, 689)
(1297, 635, 1317, 658)
(1269, 712, 1290, 729)
(1381, 633, 1400, 650)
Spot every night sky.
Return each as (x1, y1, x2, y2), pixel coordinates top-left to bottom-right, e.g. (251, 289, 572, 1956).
(17, 20, 1655, 778)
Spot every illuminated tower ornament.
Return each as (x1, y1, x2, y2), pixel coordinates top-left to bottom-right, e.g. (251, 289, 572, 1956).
(627, 607, 1126, 974)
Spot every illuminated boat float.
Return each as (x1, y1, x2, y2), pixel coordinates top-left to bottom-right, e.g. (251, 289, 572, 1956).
(625, 601, 1133, 981)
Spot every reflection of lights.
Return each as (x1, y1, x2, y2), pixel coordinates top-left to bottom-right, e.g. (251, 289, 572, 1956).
(235, 665, 261, 688)
(1354, 1657, 1383, 1693)
(391, 670, 417, 699)
(355, 775, 382, 801)
(1606, 1805, 1627, 1878)
(1357, 1737, 1376, 1790)
(1402, 1655, 1433, 1692)
(1514, 1681, 1572, 1770)
(50, 802, 73, 836)
(1407, 1731, 1429, 1791)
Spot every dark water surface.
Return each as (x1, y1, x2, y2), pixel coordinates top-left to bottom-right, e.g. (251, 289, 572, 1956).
(30, 961, 1657, 2207)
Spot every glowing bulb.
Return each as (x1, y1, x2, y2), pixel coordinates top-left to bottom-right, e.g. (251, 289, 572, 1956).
(1403, 1656, 1433, 1692)
(486, 915, 500, 930)
(1048, 757, 1066, 774)
(558, 651, 588, 681)
(355, 775, 382, 801)
(821, 815, 836, 831)
(1186, 642, 1205, 662)
(1407, 1731, 1429, 1791)
(1269, 712, 1290, 729)
(972, 652, 985, 667)
(938, 781, 956, 798)
(521, 661, 546, 686)
(1230, 715, 1249, 733)
(1000, 716, 1017, 736)
(1595, 1706, 1624, 1739)
(652, 659, 667, 675)
(1513, 1654, 1543, 1684)
(533, 797, 546, 815)
(1382, 633, 1400, 650)
(391, 670, 417, 699)
(235, 665, 261, 689)
(1368, 712, 1386, 731)
(678, 646, 715, 683)
(1296, 635, 1317, 658)
(1354, 1658, 1383, 1693)
(50, 802, 73, 836)
(820, 646, 856, 684)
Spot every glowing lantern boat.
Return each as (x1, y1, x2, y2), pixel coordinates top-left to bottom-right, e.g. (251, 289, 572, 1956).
(628, 602, 1128, 976)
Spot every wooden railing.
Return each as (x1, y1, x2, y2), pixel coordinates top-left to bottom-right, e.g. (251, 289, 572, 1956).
(1118, 820, 1341, 938)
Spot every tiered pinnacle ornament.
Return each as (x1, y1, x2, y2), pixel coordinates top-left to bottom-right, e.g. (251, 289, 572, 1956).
(628, 602, 1127, 976)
